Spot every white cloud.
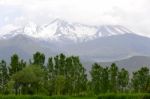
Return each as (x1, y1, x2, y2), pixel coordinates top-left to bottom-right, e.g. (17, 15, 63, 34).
(0, 0, 150, 36)
(4, 16, 9, 22)
(0, 24, 20, 35)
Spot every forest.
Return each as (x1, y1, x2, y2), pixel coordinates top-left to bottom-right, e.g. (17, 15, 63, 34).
(0, 52, 149, 99)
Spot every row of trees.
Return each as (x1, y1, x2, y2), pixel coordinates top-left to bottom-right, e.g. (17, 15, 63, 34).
(0, 52, 149, 95)
(90, 63, 150, 94)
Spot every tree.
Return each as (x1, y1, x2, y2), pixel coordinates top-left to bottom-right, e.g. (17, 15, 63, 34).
(46, 57, 54, 81)
(72, 56, 87, 95)
(9, 54, 26, 76)
(0, 60, 9, 93)
(33, 52, 45, 67)
(54, 75, 65, 95)
(59, 53, 66, 75)
(131, 67, 150, 93)
(90, 63, 103, 94)
(9, 54, 20, 75)
(118, 68, 129, 92)
(101, 67, 109, 93)
(46, 57, 55, 95)
(12, 65, 45, 95)
(51, 54, 87, 95)
(109, 63, 118, 93)
(54, 55, 59, 75)
(64, 57, 73, 95)
(18, 60, 26, 71)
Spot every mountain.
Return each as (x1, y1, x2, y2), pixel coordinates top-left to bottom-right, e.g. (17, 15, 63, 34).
(0, 19, 150, 69)
(0, 34, 57, 61)
(63, 33, 150, 62)
(99, 56, 150, 72)
(0, 19, 132, 42)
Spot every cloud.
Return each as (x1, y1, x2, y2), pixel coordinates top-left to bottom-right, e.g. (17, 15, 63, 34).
(0, 0, 150, 36)
(0, 24, 20, 35)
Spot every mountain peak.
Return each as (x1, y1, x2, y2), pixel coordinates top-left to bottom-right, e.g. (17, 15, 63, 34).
(0, 19, 134, 42)
(23, 22, 38, 35)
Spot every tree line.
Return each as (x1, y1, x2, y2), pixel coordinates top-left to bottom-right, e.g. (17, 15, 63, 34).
(0, 52, 149, 95)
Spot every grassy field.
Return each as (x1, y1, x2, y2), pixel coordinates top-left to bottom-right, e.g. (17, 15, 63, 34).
(0, 95, 96, 99)
(98, 93, 150, 99)
(0, 94, 150, 99)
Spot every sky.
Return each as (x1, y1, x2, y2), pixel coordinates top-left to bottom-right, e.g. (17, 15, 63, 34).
(0, 0, 150, 37)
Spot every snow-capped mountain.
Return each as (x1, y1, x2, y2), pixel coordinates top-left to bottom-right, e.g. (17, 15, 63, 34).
(0, 19, 133, 42)
(1, 18, 150, 64)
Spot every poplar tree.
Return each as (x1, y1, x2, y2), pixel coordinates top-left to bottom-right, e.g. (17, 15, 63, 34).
(0, 60, 9, 93)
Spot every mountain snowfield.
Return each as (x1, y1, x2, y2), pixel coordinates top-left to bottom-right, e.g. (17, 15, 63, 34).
(0, 19, 133, 42)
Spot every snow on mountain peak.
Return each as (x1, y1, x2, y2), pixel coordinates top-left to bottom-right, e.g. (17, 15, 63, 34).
(0, 19, 133, 42)
(23, 22, 38, 35)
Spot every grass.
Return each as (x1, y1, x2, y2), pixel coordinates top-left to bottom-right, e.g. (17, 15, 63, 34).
(0, 94, 149, 99)
(98, 93, 150, 99)
(0, 95, 97, 99)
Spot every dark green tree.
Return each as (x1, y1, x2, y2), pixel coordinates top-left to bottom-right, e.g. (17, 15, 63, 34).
(45, 57, 55, 95)
(54, 55, 59, 75)
(59, 53, 66, 75)
(18, 59, 26, 71)
(72, 56, 87, 95)
(9, 54, 20, 75)
(118, 68, 129, 92)
(90, 63, 103, 94)
(47, 57, 54, 80)
(33, 52, 45, 67)
(101, 67, 109, 93)
(0, 60, 9, 93)
(109, 63, 118, 93)
(52, 55, 87, 95)
(131, 67, 150, 93)
(64, 57, 73, 95)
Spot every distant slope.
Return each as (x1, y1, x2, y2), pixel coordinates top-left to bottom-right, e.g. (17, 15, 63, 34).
(0, 34, 57, 60)
(100, 56, 150, 72)
(64, 33, 150, 61)
(1, 33, 150, 63)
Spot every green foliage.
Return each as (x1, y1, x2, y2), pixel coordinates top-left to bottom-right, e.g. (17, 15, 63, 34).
(45, 54, 87, 96)
(117, 68, 129, 92)
(54, 75, 65, 95)
(0, 60, 9, 93)
(9, 54, 20, 75)
(109, 63, 118, 93)
(0, 52, 149, 96)
(11, 65, 45, 95)
(90, 63, 103, 94)
(131, 67, 150, 93)
(32, 52, 45, 67)
(9, 54, 26, 75)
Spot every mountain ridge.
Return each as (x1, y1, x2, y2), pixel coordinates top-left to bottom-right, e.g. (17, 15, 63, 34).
(0, 19, 134, 42)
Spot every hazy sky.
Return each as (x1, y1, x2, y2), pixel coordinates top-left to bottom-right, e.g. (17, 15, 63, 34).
(0, 0, 150, 37)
